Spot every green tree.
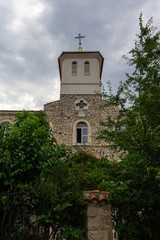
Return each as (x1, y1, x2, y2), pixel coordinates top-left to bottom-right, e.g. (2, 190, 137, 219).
(0, 111, 109, 239)
(98, 13, 160, 239)
(0, 110, 73, 238)
(32, 151, 109, 239)
(0, 110, 68, 191)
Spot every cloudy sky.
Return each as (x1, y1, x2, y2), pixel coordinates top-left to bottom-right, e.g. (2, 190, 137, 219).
(0, 0, 160, 110)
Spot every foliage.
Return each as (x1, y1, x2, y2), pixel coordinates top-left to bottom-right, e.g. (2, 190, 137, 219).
(31, 151, 109, 239)
(0, 110, 109, 239)
(60, 226, 86, 240)
(0, 110, 60, 191)
(97, 13, 160, 239)
(0, 110, 73, 238)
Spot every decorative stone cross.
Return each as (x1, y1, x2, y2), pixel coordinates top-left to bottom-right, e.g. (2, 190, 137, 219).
(75, 33, 85, 45)
(76, 100, 87, 109)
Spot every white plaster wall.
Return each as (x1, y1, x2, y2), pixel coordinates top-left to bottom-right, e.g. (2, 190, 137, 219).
(61, 57, 101, 94)
(61, 84, 101, 94)
(61, 58, 100, 84)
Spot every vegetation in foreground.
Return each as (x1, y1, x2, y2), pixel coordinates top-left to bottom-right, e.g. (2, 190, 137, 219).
(0, 111, 109, 239)
(98, 13, 160, 239)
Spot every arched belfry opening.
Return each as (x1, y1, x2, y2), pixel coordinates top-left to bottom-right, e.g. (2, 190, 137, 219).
(84, 61, 90, 76)
(72, 61, 77, 76)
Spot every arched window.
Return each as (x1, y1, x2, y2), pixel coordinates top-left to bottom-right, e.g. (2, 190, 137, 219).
(72, 61, 77, 76)
(76, 122, 88, 144)
(84, 61, 90, 76)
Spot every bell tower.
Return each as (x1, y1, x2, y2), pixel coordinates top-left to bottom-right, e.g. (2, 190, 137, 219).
(58, 35, 104, 98)
(44, 37, 119, 158)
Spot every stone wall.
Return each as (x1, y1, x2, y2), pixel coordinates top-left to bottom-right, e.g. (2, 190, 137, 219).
(0, 95, 119, 159)
(0, 110, 37, 125)
(0, 111, 21, 124)
(44, 94, 119, 158)
(83, 190, 113, 240)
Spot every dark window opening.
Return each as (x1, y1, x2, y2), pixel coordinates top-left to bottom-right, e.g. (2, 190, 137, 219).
(77, 128, 81, 143)
(76, 122, 88, 144)
(84, 61, 90, 76)
(72, 61, 77, 76)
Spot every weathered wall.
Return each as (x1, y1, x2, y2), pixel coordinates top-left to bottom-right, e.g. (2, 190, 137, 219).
(44, 94, 119, 158)
(0, 111, 37, 125)
(0, 95, 119, 159)
(86, 201, 113, 240)
(0, 111, 21, 124)
(83, 190, 113, 240)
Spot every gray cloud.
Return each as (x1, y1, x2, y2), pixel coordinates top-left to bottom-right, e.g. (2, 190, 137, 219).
(0, 0, 160, 110)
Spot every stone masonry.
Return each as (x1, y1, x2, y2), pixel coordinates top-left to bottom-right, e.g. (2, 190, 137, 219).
(0, 111, 19, 123)
(44, 94, 119, 158)
(83, 190, 113, 240)
(0, 95, 119, 159)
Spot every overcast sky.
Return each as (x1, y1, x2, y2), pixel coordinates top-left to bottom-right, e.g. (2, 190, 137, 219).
(0, 0, 160, 110)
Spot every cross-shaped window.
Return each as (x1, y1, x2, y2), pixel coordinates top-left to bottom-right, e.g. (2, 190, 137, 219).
(76, 100, 87, 109)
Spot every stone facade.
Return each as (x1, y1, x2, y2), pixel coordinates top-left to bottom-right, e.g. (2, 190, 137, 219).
(0, 111, 22, 124)
(44, 94, 119, 158)
(0, 96, 119, 159)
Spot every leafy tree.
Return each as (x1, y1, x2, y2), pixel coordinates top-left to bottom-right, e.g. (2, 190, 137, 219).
(32, 151, 109, 239)
(0, 110, 70, 191)
(98, 13, 160, 239)
(0, 110, 78, 239)
(0, 111, 109, 239)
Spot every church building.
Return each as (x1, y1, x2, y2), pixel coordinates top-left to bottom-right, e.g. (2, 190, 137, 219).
(0, 36, 119, 158)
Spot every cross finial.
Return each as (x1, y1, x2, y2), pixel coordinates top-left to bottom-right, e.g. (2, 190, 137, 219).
(75, 33, 85, 51)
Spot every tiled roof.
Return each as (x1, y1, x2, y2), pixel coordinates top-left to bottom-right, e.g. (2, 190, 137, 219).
(82, 190, 110, 202)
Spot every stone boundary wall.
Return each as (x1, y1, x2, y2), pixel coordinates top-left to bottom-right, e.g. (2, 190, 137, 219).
(0, 110, 37, 124)
(83, 190, 113, 240)
(0, 111, 20, 124)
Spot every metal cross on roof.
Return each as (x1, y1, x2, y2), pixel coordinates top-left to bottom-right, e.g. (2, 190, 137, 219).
(75, 33, 85, 45)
